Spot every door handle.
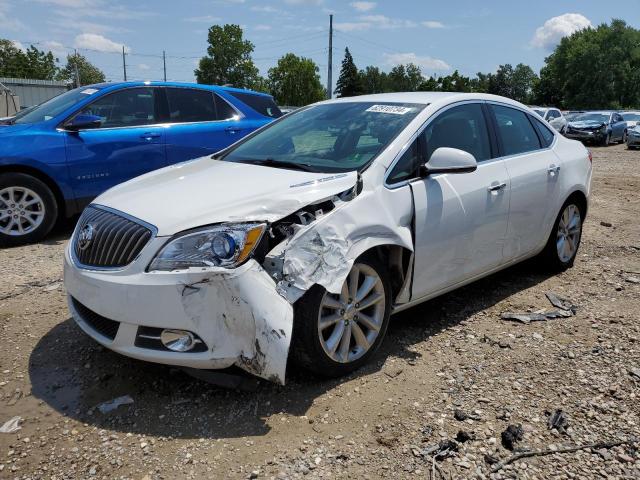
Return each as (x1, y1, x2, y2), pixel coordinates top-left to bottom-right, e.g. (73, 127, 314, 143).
(140, 132, 160, 140)
(548, 165, 561, 176)
(488, 181, 507, 193)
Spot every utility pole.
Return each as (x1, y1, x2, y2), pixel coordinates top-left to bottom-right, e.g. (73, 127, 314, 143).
(163, 50, 167, 81)
(122, 45, 127, 81)
(73, 49, 81, 88)
(327, 14, 333, 99)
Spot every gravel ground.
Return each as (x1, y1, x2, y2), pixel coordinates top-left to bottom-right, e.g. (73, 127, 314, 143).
(1, 143, 639, 480)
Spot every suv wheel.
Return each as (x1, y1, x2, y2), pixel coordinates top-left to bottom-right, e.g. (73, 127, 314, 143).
(540, 200, 583, 271)
(0, 173, 58, 247)
(290, 256, 391, 378)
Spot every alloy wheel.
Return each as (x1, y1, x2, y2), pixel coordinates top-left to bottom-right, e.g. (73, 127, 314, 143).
(556, 204, 581, 263)
(0, 186, 46, 236)
(317, 263, 386, 364)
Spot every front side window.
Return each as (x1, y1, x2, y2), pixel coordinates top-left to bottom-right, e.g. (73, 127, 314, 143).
(491, 105, 541, 156)
(222, 102, 425, 173)
(166, 88, 216, 123)
(387, 138, 422, 184)
(424, 103, 491, 162)
(78, 87, 157, 128)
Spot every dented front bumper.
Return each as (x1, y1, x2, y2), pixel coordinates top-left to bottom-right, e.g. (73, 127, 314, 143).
(63, 240, 294, 384)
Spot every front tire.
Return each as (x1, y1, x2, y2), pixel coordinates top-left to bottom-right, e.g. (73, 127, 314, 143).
(540, 200, 583, 271)
(601, 133, 611, 146)
(290, 256, 392, 378)
(0, 173, 58, 248)
(621, 130, 627, 144)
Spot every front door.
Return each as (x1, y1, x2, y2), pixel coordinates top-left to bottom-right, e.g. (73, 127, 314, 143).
(407, 102, 511, 299)
(65, 87, 166, 202)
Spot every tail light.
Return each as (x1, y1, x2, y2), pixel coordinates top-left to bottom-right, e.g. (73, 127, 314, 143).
(587, 150, 593, 163)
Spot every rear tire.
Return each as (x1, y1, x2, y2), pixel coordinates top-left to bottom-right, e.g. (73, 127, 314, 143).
(539, 199, 583, 271)
(0, 173, 58, 247)
(290, 256, 392, 378)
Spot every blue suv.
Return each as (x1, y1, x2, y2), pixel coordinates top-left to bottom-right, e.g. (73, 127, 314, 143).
(0, 81, 282, 246)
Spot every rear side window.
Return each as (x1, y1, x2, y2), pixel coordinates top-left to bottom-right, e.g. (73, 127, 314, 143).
(530, 115, 555, 147)
(227, 91, 283, 118)
(79, 87, 157, 128)
(424, 103, 492, 162)
(166, 88, 216, 123)
(214, 94, 239, 120)
(491, 105, 541, 156)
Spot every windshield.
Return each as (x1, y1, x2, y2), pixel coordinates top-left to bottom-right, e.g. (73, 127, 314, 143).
(622, 113, 640, 121)
(13, 86, 103, 124)
(573, 113, 609, 123)
(222, 102, 425, 173)
(533, 109, 545, 117)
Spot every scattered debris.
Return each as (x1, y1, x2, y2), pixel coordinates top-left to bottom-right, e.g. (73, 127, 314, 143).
(500, 312, 548, 324)
(454, 409, 481, 422)
(629, 368, 640, 381)
(600, 221, 613, 227)
(547, 409, 569, 434)
(455, 430, 473, 443)
(376, 435, 398, 447)
(383, 367, 403, 379)
(545, 292, 577, 313)
(625, 276, 640, 284)
(491, 437, 639, 472)
(501, 424, 524, 451)
(96, 395, 134, 414)
(0, 416, 22, 433)
(481, 334, 512, 349)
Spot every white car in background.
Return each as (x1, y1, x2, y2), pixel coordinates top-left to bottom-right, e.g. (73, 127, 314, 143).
(622, 111, 640, 129)
(64, 92, 592, 384)
(531, 106, 568, 133)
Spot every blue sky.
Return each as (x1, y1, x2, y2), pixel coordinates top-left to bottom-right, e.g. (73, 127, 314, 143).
(1, 0, 638, 92)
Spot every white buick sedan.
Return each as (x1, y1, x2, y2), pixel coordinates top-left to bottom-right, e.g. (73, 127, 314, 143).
(64, 92, 592, 384)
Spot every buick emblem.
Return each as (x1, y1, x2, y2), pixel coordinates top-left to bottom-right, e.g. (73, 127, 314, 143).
(77, 224, 95, 251)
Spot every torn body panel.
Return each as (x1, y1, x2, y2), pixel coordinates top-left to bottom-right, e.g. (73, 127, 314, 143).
(64, 246, 293, 383)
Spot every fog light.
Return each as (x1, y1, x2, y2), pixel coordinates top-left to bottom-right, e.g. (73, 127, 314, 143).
(160, 329, 196, 352)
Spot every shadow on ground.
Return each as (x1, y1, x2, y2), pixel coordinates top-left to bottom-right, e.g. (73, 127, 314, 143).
(29, 259, 553, 440)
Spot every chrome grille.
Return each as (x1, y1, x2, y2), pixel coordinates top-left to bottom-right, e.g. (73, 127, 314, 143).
(73, 206, 153, 268)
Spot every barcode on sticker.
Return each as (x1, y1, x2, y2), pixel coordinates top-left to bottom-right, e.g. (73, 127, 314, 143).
(366, 105, 413, 115)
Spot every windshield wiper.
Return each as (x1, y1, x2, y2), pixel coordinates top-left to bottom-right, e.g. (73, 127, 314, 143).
(246, 158, 316, 172)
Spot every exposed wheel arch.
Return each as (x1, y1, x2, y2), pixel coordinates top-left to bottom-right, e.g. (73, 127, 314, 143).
(362, 244, 413, 305)
(0, 165, 66, 218)
(564, 190, 588, 219)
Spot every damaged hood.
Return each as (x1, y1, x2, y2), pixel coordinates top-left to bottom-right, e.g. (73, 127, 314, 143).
(94, 157, 358, 236)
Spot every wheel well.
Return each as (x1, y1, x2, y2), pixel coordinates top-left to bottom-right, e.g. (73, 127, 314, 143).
(367, 245, 413, 301)
(0, 165, 66, 216)
(566, 190, 588, 219)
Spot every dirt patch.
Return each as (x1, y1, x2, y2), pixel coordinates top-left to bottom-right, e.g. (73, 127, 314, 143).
(1, 144, 639, 479)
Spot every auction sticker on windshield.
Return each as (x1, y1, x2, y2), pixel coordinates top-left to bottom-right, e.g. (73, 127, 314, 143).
(366, 105, 414, 115)
(81, 88, 99, 95)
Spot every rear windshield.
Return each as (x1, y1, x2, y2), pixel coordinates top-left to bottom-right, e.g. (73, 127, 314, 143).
(227, 91, 283, 118)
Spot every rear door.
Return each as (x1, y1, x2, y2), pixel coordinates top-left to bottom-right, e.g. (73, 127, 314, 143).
(64, 87, 166, 202)
(612, 113, 626, 140)
(402, 102, 511, 299)
(163, 88, 249, 164)
(489, 103, 563, 260)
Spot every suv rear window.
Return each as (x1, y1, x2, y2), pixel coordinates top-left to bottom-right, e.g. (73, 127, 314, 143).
(227, 91, 283, 118)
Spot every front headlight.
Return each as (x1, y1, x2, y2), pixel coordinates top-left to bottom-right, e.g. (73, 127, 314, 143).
(149, 223, 266, 271)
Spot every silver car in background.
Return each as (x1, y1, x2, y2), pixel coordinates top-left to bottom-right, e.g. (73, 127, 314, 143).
(622, 111, 640, 129)
(627, 124, 640, 149)
(531, 106, 568, 133)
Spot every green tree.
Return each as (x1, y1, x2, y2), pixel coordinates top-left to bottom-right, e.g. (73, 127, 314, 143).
(195, 24, 259, 88)
(56, 53, 105, 86)
(267, 53, 325, 106)
(334, 48, 363, 97)
(484, 63, 538, 103)
(0, 40, 58, 79)
(535, 19, 640, 108)
(387, 63, 423, 92)
(359, 66, 388, 94)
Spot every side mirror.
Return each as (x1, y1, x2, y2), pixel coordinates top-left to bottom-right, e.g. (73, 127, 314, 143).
(421, 147, 477, 176)
(65, 114, 102, 131)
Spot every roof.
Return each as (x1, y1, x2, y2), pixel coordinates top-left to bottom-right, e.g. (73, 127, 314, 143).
(83, 81, 273, 97)
(323, 91, 528, 109)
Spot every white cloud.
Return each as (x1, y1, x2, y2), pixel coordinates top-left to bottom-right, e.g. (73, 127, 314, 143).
(334, 22, 370, 32)
(284, 0, 322, 5)
(11, 40, 26, 52)
(137, 63, 150, 71)
(422, 20, 445, 29)
(531, 13, 591, 49)
(42, 40, 67, 56)
(350, 1, 376, 12)
(251, 5, 278, 13)
(384, 52, 450, 71)
(184, 15, 221, 23)
(74, 33, 130, 53)
(0, 1, 25, 31)
(254, 24, 272, 31)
